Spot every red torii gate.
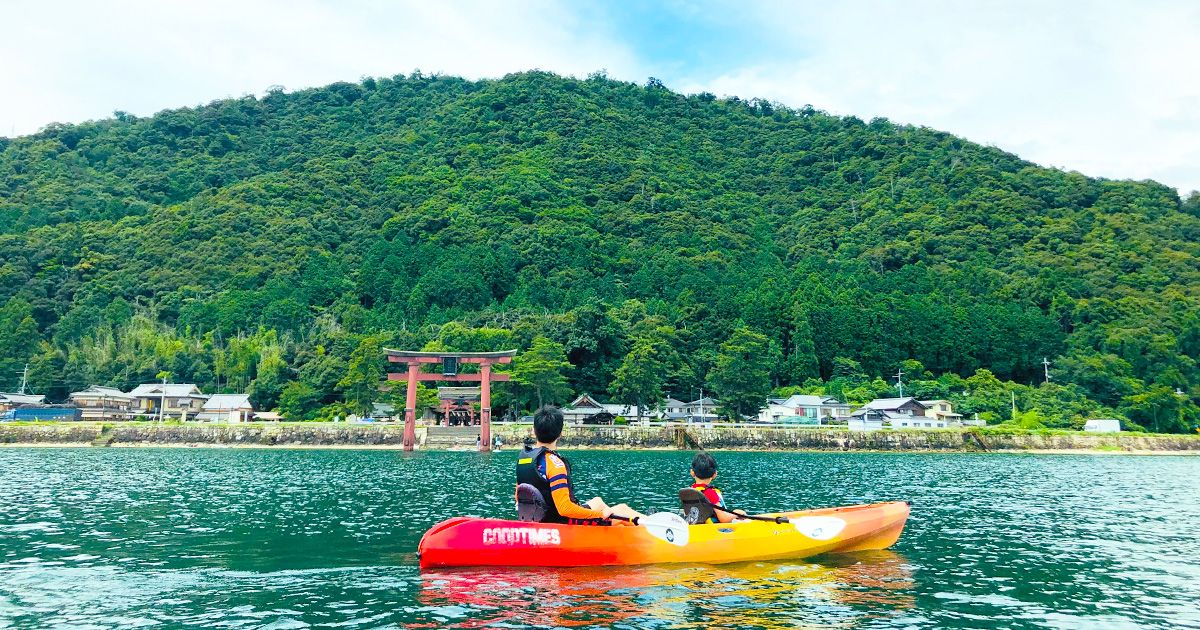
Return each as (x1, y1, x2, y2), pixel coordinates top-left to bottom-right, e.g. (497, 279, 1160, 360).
(385, 349, 516, 451)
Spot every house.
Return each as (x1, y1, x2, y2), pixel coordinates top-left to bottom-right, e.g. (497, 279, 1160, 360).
(920, 400, 963, 425)
(851, 397, 947, 429)
(848, 414, 885, 431)
(197, 394, 254, 422)
(684, 397, 720, 422)
(1083, 418, 1121, 433)
(0, 392, 46, 412)
(758, 394, 852, 424)
(562, 394, 640, 423)
(655, 397, 688, 419)
(69, 385, 136, 420)
(129, 383, 209, 420)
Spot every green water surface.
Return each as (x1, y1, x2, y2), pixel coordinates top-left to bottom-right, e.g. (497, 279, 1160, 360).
(0, 448, 1197, 628)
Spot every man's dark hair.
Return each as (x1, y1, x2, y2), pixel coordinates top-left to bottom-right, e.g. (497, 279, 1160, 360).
(692, 451, 717, 479)
(533, 405, 564, 443)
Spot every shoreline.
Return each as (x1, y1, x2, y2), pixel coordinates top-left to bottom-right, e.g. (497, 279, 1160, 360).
(0, 442, 1197, 456)
(1, 422, 1197, 454)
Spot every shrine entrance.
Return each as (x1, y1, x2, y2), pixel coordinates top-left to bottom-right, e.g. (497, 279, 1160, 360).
(437, 387, 479, 426)
(385, 349, 516, 451)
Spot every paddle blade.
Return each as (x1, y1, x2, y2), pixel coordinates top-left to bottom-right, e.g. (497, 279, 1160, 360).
(638, 512, 690, 546)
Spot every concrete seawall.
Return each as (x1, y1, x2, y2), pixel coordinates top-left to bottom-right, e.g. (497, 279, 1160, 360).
(1, 422, 1198, 453)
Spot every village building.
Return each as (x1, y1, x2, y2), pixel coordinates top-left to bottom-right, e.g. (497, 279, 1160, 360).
(1083, 418, 1122, 433)
(562, 393, 639, 424)
(684, 397, 720, 422)
(919, 400, 963, 425)
(758, 394, 852, 424)
(129, 383, 209, 420)
(850, 397, 947, 429)
(197, 394, 254, 422)
(655, 397, 689, 420)
(69, 385, 136, 420)
(0, 392, 46, 412)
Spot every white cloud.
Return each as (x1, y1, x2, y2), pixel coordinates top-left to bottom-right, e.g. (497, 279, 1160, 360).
(0, 0, 641, 135)
(675, 1, 1200, 195)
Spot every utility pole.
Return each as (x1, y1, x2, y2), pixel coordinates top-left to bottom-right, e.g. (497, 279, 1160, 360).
(16, 363, 28, 394)
(893, 367, 905, 398)
(1042, 357, 1051, 384)
(1011, 391, 1018, 420)
(159, 375, 167, 423)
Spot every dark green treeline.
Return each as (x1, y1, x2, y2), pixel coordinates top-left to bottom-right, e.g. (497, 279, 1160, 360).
(0, 71, 1197, 430)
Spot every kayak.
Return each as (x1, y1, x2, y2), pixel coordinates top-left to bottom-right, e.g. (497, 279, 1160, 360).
(417, 500, 909, 569)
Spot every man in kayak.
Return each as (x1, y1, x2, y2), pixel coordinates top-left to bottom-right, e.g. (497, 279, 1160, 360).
(516, 405, 644, 524)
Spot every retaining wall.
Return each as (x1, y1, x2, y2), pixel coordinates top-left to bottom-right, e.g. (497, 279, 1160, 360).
(1, 422, 1197, 452)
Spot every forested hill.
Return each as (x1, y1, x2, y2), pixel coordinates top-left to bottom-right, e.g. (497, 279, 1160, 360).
(1, 71, 1198, 430)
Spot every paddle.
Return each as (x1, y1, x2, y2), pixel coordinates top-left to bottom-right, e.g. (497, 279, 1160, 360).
(609, 512, 690, 546)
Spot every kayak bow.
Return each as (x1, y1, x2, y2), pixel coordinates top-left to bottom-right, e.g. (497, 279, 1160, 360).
(417, 500, 909, 569)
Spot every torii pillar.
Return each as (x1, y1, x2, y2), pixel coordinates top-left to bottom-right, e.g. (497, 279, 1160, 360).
(384, 349, 516, 451)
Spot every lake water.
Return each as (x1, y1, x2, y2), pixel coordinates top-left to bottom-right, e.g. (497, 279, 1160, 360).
(0, 448, 1197, 629)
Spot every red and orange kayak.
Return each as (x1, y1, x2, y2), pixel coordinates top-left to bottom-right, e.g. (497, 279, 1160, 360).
(418, 501, 909, 569)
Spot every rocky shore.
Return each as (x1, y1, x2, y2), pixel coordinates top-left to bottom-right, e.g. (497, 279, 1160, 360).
(1, 422, 1198, 453)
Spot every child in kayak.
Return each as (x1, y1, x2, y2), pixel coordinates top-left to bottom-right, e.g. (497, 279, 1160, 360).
(516, 405, 644, 524)
(689, 451, 744, 523)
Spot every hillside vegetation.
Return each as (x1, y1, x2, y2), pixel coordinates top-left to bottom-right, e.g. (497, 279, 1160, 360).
(1, 71, 1197, 430)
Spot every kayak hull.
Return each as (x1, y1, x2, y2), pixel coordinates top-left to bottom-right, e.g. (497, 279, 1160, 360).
(417, 500, 909, 569)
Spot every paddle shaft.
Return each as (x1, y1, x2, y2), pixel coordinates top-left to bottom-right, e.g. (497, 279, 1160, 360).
(614, 507, 788, 525)
(711, 504, 789, 523)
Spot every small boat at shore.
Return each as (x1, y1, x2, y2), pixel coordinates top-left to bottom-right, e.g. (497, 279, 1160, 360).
(417, 500, 909, 569)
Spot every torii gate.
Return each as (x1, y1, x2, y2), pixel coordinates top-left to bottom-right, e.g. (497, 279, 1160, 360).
(385, 349, 516, 451)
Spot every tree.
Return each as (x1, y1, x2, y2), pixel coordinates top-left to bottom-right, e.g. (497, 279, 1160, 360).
(248, 352, 290, 411)
(708, 327, 771, 420)
(510, 336, 571, 409)
(278, 381, 321, 421)
(337, 335, 386, 415)
(1121, 385, 1196, 434)
(611, 338, 667, 423)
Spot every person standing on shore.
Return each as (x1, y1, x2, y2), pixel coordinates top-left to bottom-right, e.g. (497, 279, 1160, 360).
(515, 405, 643, 524)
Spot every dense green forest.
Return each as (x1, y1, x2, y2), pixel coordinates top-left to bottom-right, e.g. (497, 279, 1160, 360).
(1, 71, 1197, 431)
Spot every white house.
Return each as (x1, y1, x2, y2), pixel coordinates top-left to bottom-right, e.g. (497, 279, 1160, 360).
(848, 415, 885, 431)
(851, 398, 947, 429)
(1083, 418, 1121, 433)
(655, 397, 688, 420)
(758, 394, 852, 424)
(197, 394, 254, 422)
(684, 397, 720, 422)
(129, 383, 209, 420)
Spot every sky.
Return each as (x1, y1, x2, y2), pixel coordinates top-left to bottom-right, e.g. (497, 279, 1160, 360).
(2, 0, 1198, 194)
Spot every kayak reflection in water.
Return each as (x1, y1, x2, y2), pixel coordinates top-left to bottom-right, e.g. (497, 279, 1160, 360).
(515, 405, 645, 525)
(416, 551, 915, 629)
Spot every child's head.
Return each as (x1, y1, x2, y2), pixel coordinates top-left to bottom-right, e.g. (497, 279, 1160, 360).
(691, 451, 718, 482)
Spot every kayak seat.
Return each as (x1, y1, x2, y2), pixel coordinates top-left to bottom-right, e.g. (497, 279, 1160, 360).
(678, 488, 716, 525)
(516, 483, 546, 522)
